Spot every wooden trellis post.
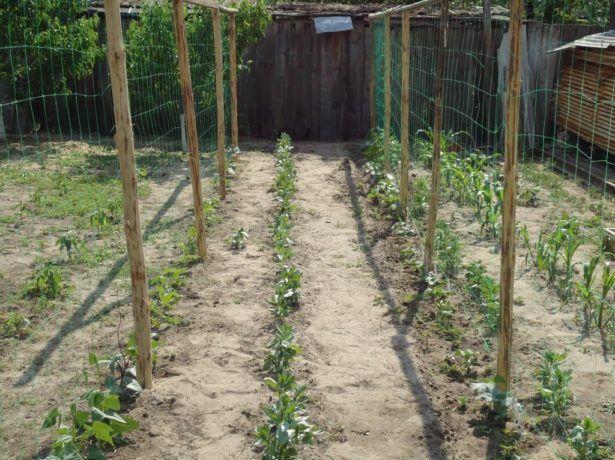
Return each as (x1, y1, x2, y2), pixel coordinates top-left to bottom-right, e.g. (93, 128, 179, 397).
(172, 0, 207, 259)
(212, 8, 226, 200)
(229, 12, 239, 148)
(383, 14, 392, 173)
(423, 0, 449, 273)
(104, 0, 153, 389)
(496, 0, 523, 402)
(399, 12, 411, 220)
(367, 23, 376, 131)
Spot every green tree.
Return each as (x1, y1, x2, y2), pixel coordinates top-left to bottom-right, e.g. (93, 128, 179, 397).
(0, 0, 100, 102)
(125, 0, 270, 138)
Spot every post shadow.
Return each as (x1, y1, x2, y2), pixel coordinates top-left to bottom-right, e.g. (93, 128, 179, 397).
(343, 162, 449, 460)
(15, 178, 191, 387)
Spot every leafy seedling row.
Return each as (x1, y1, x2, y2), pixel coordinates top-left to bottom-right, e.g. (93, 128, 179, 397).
(359, 129, 613, 458)
(254, 134, 317, 459)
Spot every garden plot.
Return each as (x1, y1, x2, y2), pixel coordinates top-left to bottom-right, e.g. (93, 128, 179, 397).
(0, 141, 222, 458)
(355, 132, 615, 459)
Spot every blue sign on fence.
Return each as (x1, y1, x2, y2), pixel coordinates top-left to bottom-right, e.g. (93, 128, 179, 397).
(313, 16, 353, 34)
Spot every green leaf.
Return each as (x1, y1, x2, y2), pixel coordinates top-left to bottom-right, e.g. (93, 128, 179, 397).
(109, 415, 140, 434)
(103, 393, 121, 411)
(91, 406, 126, 424)
(72, 410, 89, 428)
(42, 407, 60, 428)
(92, 420, 114, 446)
(88, 352, 98, 365)
(264, 377, 279, 392)
(87, 444, 106, 460)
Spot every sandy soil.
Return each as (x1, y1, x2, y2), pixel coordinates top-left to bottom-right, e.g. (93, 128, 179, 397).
(2, 141, 613, 459)
(115, 147, 277, 459)
(291, 144, 450, 459)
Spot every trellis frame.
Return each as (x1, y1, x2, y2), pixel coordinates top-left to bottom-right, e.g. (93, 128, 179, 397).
(368, 0, 523, 408)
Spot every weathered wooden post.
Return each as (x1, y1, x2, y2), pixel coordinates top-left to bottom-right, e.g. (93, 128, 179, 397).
(423, 0, 449, 273)
(172, 0, 207, 259)
(229, 12, 239, 148)
(383, 14, 392, 173)
(104, 0, 153, 388)
(367, 23, 376, 131)
(496, 0, 523, 403)
(212, 8, 227, 200)
(399, 12, 411, 220)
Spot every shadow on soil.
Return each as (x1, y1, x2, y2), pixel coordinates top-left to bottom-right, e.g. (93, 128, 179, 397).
(343, 160, 450, 460)
(343, 155, 504, 460)
(15, 178, 191, 387)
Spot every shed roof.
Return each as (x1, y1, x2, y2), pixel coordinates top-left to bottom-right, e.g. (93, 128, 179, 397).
(549, 30, 615, 53)
(270, 2, 510, 19)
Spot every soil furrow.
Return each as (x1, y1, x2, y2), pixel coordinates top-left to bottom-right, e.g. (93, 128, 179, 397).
(292, 143, 447, 460)
(116, 150, 276, 459)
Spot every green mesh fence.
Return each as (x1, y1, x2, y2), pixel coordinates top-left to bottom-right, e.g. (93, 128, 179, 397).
(372, 15, 615, 194)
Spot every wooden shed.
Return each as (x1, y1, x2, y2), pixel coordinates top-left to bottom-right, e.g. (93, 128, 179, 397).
(552, 31, 615, 155)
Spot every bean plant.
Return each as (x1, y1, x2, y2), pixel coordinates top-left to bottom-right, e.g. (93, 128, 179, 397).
(226, 227, 249, 250)
(535, 350, 573, 427)
(256, 133, 316, 459)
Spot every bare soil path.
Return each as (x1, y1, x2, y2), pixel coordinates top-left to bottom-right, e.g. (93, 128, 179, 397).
(116, 148, 277, 459)
(291, 143, 448, 459)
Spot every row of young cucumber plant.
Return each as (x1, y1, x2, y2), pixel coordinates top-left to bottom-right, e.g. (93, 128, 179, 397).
(254, 134, 317, 459)
(362, 129, 612, 459)
(38, 152, 239, 460)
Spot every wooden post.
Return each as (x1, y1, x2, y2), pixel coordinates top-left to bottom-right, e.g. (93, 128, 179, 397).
(383, 15, 392, 173)
(229, 12, 239, 148)
(611, 0, 615, 28)
(104, 0, 152, 389)
(172, 0, 207, 259)
(212, 8, 226, 200)
(496, 0, 523, 401)
(483, 0, 495, 144)
(399, 12, 411, 220)
(423, 0, 449, 273)
(367, 22, 376, 131)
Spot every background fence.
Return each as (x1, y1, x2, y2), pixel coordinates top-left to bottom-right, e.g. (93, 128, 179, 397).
(371, 13, 615, 193)
(0, 1, 231, 162)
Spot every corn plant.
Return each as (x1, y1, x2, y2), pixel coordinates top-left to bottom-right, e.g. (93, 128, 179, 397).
(597, 263, 615, 330)
(567, 416, 612, 460)
(577, 256, 615, 332)
(226, 227, 249, 250)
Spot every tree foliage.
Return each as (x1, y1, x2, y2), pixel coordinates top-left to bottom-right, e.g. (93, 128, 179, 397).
(125, 0, 270, 136)
(0, 0, 101, 97)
